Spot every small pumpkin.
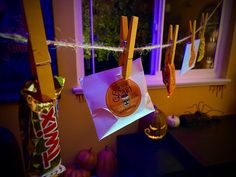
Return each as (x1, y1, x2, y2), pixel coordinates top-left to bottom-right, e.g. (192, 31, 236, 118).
(64, 166, 91, 177)
(75, 148, 97, 171)
(138, 105, 167, 140)
(63, 166, 74, 177)
(96, 145, 117, 177)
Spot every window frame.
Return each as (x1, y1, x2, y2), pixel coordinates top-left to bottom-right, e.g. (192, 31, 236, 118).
(72, 0, 232, 94)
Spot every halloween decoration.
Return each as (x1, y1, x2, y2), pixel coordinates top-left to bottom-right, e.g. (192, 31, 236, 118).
(179, 101, 226, 127)
(80, 58, 154, 140)
(138, 105, 167, 140)
(64, 166, 91, 177)
(182, 101, 224, 119)
(162, 25, 173, 91)
(166, 115, 180, 128)
(180, 39, 200, 75)
(75, 148, 97, 171)
(81, 16, 154, 140)
(96, 145, 117, 177)
(209, 85, 225, 98)
(162, 24, 179, 97)
(63, 166, 74, 177)
(197, 13, 208, 62)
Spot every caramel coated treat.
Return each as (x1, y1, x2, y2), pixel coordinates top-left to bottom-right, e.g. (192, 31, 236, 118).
(19, 76, 65, 177)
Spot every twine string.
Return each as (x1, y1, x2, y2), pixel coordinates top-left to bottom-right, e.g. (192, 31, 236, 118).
(0, 0, 222, 53)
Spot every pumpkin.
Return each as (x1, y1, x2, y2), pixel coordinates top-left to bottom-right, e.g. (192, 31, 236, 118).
(64, 166, 91, 177)
(63, 166, 74, 177)
(96, 145, 117, 177)
(75, 148, 97, 171)
(138, 105, 167, 140)
(166, 115, 180, 127)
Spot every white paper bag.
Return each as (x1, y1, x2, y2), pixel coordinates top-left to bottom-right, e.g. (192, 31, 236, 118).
(80, 58, 154, 140)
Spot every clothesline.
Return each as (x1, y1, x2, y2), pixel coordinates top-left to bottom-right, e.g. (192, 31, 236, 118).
(0, 0, 222, 52)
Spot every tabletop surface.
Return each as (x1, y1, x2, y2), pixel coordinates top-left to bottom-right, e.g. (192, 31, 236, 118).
(117, 114, 236, 177)
(168, 114, 236, 167)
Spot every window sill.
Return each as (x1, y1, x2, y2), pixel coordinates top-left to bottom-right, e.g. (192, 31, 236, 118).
(72, 73, 231, 95)
(146, 76, 231, 89)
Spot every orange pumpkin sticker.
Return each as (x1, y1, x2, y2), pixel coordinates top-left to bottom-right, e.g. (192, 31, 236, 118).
(106, 79, 141, 117)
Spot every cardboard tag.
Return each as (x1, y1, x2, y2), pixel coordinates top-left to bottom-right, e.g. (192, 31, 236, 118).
(106, 79, 141, 117)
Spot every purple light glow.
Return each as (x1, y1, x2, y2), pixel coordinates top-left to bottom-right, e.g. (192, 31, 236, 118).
(89, 0, 95, 74)
(150, 0, 165, 75)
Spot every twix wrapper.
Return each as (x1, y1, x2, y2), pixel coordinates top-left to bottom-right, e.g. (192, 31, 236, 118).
(19, 76, 65, 177)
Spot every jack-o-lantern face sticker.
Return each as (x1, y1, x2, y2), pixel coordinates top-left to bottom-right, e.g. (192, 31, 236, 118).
(106, 79, 141, 117)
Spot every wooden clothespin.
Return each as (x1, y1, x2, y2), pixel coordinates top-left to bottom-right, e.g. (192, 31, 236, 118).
(197, 13, 208, 62)
(200, 13, 208, 37)
(188, 20, 197, 67)
(170, 25, 179, 64)
(166, 25, 173, 62)
(23, 0, 55, 102)
(163, 24, 179, 67)
(119, 16, 128, 66)
(119, 16, 139, 80)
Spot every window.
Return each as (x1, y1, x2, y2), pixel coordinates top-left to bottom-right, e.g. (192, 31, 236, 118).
(72, 0, 233, 94)
(81, 0, 157, 75)
(0, 0, 57, 102)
